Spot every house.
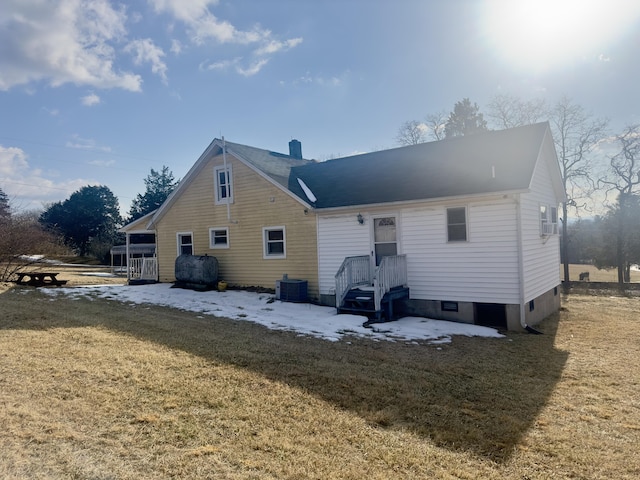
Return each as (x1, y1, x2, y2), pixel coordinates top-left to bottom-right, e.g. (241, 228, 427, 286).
(120, 122, 564, 331)
(121, 138, 320, 298)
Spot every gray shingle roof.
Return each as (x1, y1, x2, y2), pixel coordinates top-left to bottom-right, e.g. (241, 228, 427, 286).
(223, 140, 314, 189)
(287, 122, 551, 208)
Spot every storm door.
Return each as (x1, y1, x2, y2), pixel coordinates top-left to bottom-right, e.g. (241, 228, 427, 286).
(373, 216, 397, 266)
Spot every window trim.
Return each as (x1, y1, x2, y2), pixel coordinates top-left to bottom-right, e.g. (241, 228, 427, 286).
(214, 164, 233, 205)
(263, 226, 286, 259)
(540, 203, 558, 236)
(209, 227, 230, 249)
(446, 206, 468, 242)
(176, 231, 194, 256)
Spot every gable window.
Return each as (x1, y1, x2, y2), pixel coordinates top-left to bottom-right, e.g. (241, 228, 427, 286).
(214, 165, 233, 204)
(177, 232, 193, 256)
(540, 204, 558, 236)
(209, 227, 229, 249)
(447, 207, 467, 242)
(263, 226, 286, 259)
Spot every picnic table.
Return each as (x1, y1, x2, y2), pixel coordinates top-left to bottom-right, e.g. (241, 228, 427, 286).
(15, 272, 68, 287)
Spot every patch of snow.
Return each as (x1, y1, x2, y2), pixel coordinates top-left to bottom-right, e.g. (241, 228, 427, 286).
(42, 283, 504, 344)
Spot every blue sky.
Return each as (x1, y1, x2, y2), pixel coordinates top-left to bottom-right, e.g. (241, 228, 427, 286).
(1, 0, 639, 217)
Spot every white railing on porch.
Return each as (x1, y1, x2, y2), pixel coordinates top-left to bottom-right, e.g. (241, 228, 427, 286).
(373, 254, 407, 311)
(129, 256, 157, 281)
(335, 255, 372, 310)
(335, 254, 407, 312)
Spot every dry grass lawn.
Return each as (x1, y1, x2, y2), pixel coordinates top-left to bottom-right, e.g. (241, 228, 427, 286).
(0, 273, 639, 478)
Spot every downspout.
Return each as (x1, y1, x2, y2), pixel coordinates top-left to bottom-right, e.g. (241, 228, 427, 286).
(222, 136, 231, 222)
(515, 194, 527, 330)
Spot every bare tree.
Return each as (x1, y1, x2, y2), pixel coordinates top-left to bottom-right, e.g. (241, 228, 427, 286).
(487, 94, 548, 129)
(424, 110, 447, 141)
(396, 120, 427, 146)
(550, 97, 609, 283)
(0, 209, 69, 282)
(599, 124, 640, 283)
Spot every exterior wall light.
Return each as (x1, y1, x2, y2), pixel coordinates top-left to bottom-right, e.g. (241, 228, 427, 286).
(357, 213, 364, 225)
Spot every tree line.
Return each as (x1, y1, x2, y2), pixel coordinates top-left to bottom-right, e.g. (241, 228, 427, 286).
(0, 167, 178, 280)
(397, 94, 639, 284)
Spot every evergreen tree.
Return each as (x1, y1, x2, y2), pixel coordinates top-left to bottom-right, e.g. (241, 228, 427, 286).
(444, 98, 488, 138)
(128, 166, 178, 222)
(40, 185, 122, 257)
(0, 186, 11, 221)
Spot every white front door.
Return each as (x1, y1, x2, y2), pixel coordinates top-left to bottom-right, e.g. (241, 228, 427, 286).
(373, 216, 397, 266)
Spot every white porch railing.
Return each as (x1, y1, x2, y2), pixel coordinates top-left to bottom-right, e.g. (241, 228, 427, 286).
(373, 254, 407, 311)
(129, 256, 157, 281)
(335, 254, 407, 312)
(335, 255, 372, 309)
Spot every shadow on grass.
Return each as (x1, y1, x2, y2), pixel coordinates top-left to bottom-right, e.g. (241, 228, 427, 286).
(1, 287, 568, 462)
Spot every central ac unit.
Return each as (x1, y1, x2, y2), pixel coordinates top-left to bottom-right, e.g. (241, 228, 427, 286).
(276, 279, 308, 303)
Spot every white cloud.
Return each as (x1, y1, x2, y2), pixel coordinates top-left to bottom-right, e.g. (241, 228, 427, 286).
(125, 38, 168, 84)
(237, 58, 269, 77)
(170, 39, 183, 54)
(0, 144, 92, 206)
(148, 0, 302, 76)
(0, 146, 29, 176)
(147, 0, 263, 45)
(253, 37, 303, 56)
(88, 159, 116, 167)
(65, 134, 112, 152)
(0, 0, 142, 92)
(199, 57, 269, 76)
(81, 93, 101, 106)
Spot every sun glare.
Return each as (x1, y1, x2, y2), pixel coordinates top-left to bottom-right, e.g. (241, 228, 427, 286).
(481, 0, 640, 73)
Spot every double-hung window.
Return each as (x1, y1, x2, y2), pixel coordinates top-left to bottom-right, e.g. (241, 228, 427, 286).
(214, 165, 233, 204)
(263, 226, 286, 259)
(447, 206, 467, 242)
(177, 232, 193, 255)
(540, 204, 558, 236)
(209, 227, 229, 249)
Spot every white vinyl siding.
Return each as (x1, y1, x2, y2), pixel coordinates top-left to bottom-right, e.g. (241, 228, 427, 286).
(317, 200, 521, 303)
(402, 201, 520, 304)
(317, 214, 371, 295)
(520, 154, 562, 301)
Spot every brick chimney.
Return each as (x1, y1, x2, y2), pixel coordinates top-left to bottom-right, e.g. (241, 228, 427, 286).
(289, 139, 302, 159)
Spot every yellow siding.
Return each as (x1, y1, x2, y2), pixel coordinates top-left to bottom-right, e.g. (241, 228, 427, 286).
(155, 152, 319, 299)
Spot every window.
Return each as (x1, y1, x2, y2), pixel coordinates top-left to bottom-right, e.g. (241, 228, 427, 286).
(263, 226, 286, 258)
(447, 207, 467, 242)
(441, 301, 459, 312)
(209, 227, 229, 249)
(214, 165, 233, 204)
(540, 204, 558, 236)
(177, 232, 193, 256)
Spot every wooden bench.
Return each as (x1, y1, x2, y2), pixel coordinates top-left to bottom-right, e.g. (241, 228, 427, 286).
(15, 272, 68, 287)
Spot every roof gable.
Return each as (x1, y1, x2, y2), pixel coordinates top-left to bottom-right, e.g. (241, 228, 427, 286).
(147, 138, 313, 228)
(289, 123, 556, 209)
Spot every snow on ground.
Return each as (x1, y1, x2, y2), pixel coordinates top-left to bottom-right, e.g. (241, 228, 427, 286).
(42, 283, 504, 344)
